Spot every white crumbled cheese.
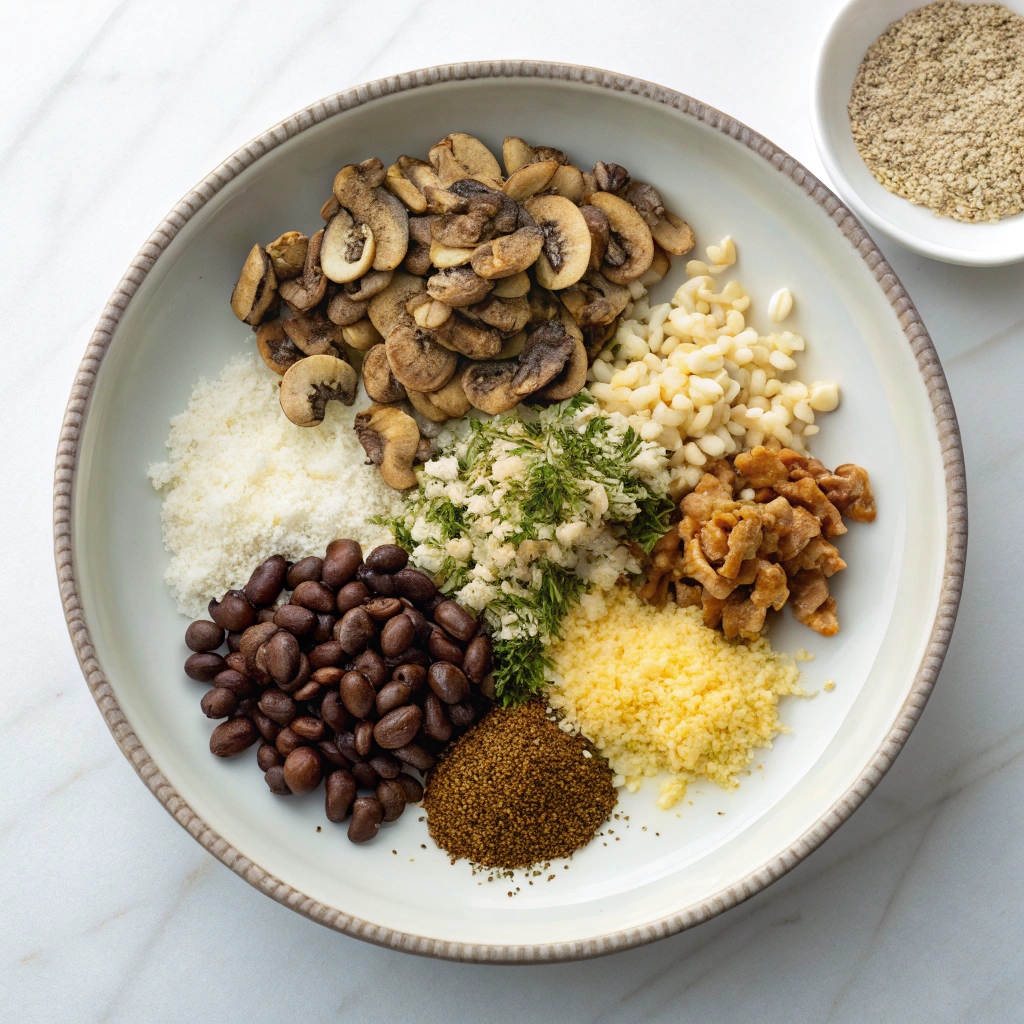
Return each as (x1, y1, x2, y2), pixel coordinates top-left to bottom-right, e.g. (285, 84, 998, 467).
(425, 455, 460, 481)
(148, 353, 399, 616)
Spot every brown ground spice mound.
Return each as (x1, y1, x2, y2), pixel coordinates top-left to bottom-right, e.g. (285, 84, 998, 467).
(423, 701, 616, 869)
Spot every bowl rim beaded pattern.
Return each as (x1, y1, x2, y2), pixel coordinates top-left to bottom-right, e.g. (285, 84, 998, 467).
(53, 61, 967, 963)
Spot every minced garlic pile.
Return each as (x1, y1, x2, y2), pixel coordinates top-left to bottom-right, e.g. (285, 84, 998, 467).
(546, 585, 803, 807)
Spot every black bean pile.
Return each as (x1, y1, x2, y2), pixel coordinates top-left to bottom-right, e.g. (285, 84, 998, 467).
(182, 539, 492, 844)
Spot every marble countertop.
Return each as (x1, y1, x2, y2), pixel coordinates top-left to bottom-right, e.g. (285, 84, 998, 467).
(3, 0, 1021, 1019)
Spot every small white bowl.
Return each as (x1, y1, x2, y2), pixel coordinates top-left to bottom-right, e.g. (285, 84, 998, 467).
(812, 0, 1024, 266)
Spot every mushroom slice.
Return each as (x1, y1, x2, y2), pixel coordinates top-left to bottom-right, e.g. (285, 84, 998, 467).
(539, 337, 587, 400)
(581, 205, 610, 271)
(386, 162, 427, 213)
(333, 159, 409, 272)
(320, 196, 341, 221)
(588, 192, 655, 284)
(495, 330, 527, 359)
(405, 388, 449, 423)
(342, 318, 384, 351)
(423, 186, 470, 215)
(283, 312, 347, 355)
(355, 405, 420, 490)
(502, 136, 536, 175)
(449, 180, 518, 234)
(431, 209, 494, 248)
(651, 211, 695, 255)
(640, 244, 672, 286)
(580, 171, 599, 204)
(403, 242, 433, 276)
(407, 293, 453, 329)
(256, 321, 304, 375)
(470, 226, 544, 279)
(429, 134, 503, 189)
(624, 181, 666, 229)
(231, 245, 278, 325)
(510, 320, 575, 397)
(326, 291, 369, 327)
(528, 286, 561, 324)
(408, 216, 439, 246)
(593, 161, 630, 193)
(265, 231, 308, 280)
(430, 240, 476, 268)
(547, 165, 586, 205)
(361, 343, 408, 403)
(280, 355, 357, 426)
(470, 294, 531, 335)
(385, 324, 458, 392)
(463, 361, 521, 414)
(278, 229, 326, 312)
(583, 321, 617, 362)
(343, 269, 394, 303)
(407, 366, 472, 422)
(502, 160, 559, 201)
(491, 270, 531, 298)
(367, 273, 425, 337)
(399, 155, 442, 192)
(524, 195, 592, 290)
(321, 209, 375, 283)
(560, 272, 631, 327)
(435, 314, 502, 359)
(427, 266, 493, 307)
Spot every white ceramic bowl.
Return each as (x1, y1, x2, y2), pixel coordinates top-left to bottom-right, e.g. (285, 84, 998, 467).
(55, 62, 966, 961)
(812, 0, 1024, 266)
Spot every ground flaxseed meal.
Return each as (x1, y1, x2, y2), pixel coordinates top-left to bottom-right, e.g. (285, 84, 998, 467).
(423, 701, 616, 869)
(848, 1, 1024, 222)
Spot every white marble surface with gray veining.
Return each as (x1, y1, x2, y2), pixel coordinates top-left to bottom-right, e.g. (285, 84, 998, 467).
(2, 1, 1021, 1020)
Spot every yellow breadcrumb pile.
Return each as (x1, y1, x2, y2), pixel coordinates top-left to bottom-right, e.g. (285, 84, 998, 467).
(546, 586, 802, 808)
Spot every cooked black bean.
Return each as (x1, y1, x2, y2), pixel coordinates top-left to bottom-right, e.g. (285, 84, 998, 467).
(423, 694, 452, 742)
(325, 770, 357, 821)
(463, 635, 492, 683)
(213, 668, 253, 698)
(396, 772, 424, 804)
(376, 778, 406, 821)
(373, 705, 422, 749)
(354, 649, 387, 688)
(432, 600, 477, 642)
(365, 544, 409, 573)
(368, 752, 401, 779)
(283, 746, 322, 794)
(351, 762, 379, 789)
(340, 671, 375, 719)
(380, 615, 415, 659)
(238, 621, 278, 667)
(364, 597, 403, 621)
(201, 687, 237, 719)
(448, 701, 476, 729)
(232, 696, 257, 718)
(336, 607, 376, 655)
(283, 653, 311, 694)
(208, 590, 256, 632)
(291, 580, 337, 614)
(322, 538, 363, 588)
(394, 567, 438, 604)
(292, 680, 321, 702)
(257, 743, 283, 772)
(184, 652, 226, 683)
(287, 555, 323, 589)
(354, 719, 375, 758)
(309, 641, 344, 670)
(392, 743, 436, 771)
(313, 614, 336, 645)
(226, 631, 243, 653)
(385, 647, 429, 670)
(392, 663, 427, 692)
(258, 689, 297, 727)
(273, 603, 316, 636)
(358, 563, 397, 595)
(224, 651, 249, 675)
(264, 630, 300, 685)
(209, 717, 258, 757)
(185, 619, 224, 653)
(265, 765, 291, 795)
(291, 715, 326, 742)
(376, 681, 411, 717)
(403, 606, 431, 645)
(275, 727, 303, 758)
(257, 608, 278, 624)
(348, 796, 384, 843)
(320, 691, 347, 732)
(428, 627, 464, 666)
(336, 581, 370, 615)
(428, 661, 470, 704)
(244, 555, 287, 606)
(335, 731, 362, 764)
(252, 711, 280, 744)
(318, 740, 351, 770)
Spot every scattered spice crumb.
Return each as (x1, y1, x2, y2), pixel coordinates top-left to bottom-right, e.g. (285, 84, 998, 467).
(824, 680, 836, 692)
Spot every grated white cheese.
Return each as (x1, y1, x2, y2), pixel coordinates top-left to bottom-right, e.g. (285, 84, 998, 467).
(148, 353, 400, 617)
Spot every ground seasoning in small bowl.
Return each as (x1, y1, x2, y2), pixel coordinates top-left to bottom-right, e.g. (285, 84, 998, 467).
(849, 1, 1024, 223)
(423, 701, 616, 869)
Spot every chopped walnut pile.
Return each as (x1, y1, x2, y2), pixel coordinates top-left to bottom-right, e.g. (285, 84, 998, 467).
(638, 444, 875, 639)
